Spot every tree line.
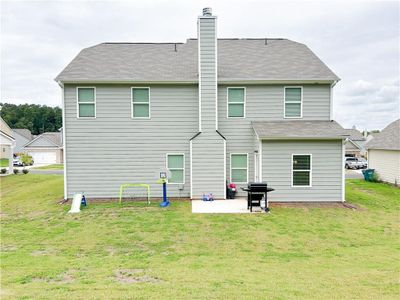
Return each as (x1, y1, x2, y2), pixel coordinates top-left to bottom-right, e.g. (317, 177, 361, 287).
(0, 103, 62, 135)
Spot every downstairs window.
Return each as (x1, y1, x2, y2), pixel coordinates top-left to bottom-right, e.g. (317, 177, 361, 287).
(292, 154, 312, 187)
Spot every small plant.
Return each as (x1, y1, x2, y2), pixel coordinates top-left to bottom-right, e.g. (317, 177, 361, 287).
(370, 172, 380, 183)
(1, 168, 6, 174)
(21, 154, 33, 166)
(22, 169, 29, 174)
(13, 169, 19, 175)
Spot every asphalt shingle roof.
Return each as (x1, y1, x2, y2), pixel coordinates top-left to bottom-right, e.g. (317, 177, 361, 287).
(345, 129, 365, 141)
(25, 132, 63, 148)
(56, 39, 339, 82)
(252, 120, 348, 139)
(12, 128, 33, 141)
(366, 119, 400, 151)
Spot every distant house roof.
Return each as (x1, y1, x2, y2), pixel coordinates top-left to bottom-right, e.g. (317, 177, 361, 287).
(24, 132, 63, 148)
(366, 119, 400, 151)
(252, 120, 348, 139)
(12, 128, 33, 141)
(345, 129, 365, 141)
(56, 39, 339, 83)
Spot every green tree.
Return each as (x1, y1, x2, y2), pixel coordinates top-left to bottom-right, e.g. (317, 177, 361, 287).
(0, 103, 62, 135)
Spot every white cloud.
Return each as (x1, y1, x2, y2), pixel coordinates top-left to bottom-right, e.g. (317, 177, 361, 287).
(0, 0, 399, 129)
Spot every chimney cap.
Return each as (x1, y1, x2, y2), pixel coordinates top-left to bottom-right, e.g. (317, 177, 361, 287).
(202, 7, 212, 16)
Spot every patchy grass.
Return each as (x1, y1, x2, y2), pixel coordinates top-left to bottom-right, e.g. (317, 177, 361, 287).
(0, 158, 9, 167)
(33, 164, 64, 170)
(1, 176, 399, 299)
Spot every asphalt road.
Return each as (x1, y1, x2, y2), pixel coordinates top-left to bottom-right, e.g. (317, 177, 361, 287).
(29, 169, 63, 175)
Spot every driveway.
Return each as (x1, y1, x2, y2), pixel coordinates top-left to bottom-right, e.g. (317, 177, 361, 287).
(346, 169, 364, 179)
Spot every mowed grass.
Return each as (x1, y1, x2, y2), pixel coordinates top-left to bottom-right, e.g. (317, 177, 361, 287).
(1, 175, 399, 299)
(33, 164, 64, 170)
(0, 158, 9, 167)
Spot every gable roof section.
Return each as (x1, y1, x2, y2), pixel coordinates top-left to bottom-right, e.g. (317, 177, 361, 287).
(24, 132, 62, 148)
(252, 120, 349, 139)
(56, 39, 339, 83)
(345, 129, 365, 141)
(366, 119, 400, 151)
(12, 128, 33, 141)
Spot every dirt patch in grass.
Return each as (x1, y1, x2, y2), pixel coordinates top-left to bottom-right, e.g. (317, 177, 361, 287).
(115, 269, 162, 284)
(1, 245, 17, 252)
(31, 249, 55, 256)
(32, 271, 74, 284)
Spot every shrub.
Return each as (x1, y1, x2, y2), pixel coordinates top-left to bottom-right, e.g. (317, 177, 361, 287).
(370, 172, 380, 183)
(13, 169, 19, 175)
(1, 168, 6, 174)
(21, 154, 33, 166)
(22, 169, 29, 174)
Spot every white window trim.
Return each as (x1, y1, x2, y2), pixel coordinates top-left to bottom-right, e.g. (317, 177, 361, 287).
(227, 87, 246, 118)
(131, 87, 151, 119)
(76, 87, 96, 119)
(230, 153, 248, 184)
(291, 154, 312, 188)
(166, 153, 185, 184)
(284, 86, 303, 119)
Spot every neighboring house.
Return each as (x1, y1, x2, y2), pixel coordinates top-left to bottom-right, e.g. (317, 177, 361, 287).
(0, 117, 15, 172)
(12, 128, 33, 153)
(366, 119, 400, 185)
(56, 8, 349, 201)
(345, 129, 367, 157)
(23, 132, 63, 164)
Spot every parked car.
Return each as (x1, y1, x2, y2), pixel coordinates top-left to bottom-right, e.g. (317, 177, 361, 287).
(12, 156, 34, 167)
(357, 158, 368, 169)
(345, 157, 362, 169)
(13, 157, 23, 166)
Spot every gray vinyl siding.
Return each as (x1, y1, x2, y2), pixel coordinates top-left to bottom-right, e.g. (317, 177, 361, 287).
(262, 140, 343, 201)
(64, 84, 198, 199)
(191, 132, 225, 199)
(190, 16, 225, 199)
(218, 84, 332, 195)
(199, 17, 217, 131)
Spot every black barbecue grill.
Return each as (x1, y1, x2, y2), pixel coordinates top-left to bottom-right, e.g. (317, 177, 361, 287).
(241, 182, 274, 212)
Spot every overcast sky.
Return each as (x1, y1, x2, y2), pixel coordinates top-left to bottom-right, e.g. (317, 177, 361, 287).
(1, 0, 399, 130)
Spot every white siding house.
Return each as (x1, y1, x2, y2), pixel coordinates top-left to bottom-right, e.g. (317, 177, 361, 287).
(366, 119, 400, 185)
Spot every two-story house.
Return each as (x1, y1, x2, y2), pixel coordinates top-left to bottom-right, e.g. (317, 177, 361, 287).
(56, 8, 348, 202)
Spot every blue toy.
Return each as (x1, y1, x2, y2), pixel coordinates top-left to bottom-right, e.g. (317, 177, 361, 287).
(202, 193, 215, 201)
(81, 194, 87, 207)
(158, 172, 170, 207)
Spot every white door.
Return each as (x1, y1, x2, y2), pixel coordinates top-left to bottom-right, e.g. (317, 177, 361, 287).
(30, 151, 57, 164)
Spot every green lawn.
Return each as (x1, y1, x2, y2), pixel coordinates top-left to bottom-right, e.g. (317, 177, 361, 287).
(1, 175, 399, 299)
(33, 164, 64, 170)
(0, 158, 9, 168)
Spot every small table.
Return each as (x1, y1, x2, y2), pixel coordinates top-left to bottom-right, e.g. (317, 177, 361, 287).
(241, 187, 275, 212)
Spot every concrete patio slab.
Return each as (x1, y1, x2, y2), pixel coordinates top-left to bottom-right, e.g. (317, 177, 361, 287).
(192, 198, 265, 214)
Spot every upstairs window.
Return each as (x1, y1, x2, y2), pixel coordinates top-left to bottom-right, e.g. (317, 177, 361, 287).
(77, 87, 96, 118)
(231, 153, 248, 183)
(292, 154, 312, 187)
(227, 87, 245, 118)
(284, 87, 302, 118)
(167, 154, 185, 184)
(132, 88, 150, 118)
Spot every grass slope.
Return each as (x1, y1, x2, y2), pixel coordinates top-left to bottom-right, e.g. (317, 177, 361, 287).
(1, 175, 399, 299)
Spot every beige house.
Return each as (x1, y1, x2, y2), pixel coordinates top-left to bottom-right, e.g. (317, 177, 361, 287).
(366, 119, 400, 185)
(23, 132, 63, 165)
(0, 116, 15, 172)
